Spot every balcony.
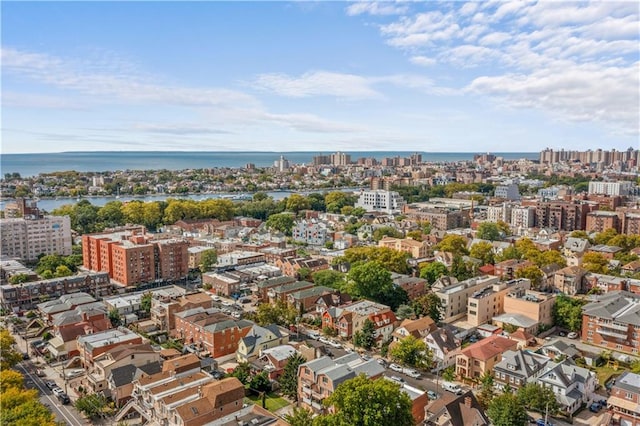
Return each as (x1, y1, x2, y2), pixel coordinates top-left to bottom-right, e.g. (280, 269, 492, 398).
(301, 386, 311, 395)
(597, 328, 628, 338)
(598, 321, 628, 331)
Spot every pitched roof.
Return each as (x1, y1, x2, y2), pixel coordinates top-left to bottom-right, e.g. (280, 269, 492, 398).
(460, 335, 516, 361)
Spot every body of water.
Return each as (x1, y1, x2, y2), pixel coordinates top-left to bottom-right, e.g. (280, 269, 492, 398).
(1, 151, 538, 177)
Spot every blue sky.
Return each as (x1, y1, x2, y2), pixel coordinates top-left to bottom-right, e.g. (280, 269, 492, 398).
(2, 1, 638, 154)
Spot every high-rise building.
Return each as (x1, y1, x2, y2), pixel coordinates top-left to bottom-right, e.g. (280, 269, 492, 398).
(330, 152, 351, 166)
(588, 181, 633, 196)
(0, 216, 72, 261)
(354, 190, 406, 214)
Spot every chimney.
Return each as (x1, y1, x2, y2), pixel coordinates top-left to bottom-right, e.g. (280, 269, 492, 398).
(464, 396, 472, 408)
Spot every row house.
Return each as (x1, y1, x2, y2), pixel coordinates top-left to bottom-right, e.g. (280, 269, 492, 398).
(456, 335, 518, 380)
(76, 327, 144, 368)
(87, 343, 160, 394)
(585, 274, 640, 295)
(581, 291, 640, 355)
(216, 251, 266, 270)
(108, 361, 162, 407)
(378, 236, 431, 258)
(494, 259, 535, 280)
(236, 324, 290, 363)
(313, 292, 352, 317)
(493, 349, 550, 391)
(258, 246, 298, 265)
(0, 272, 112, 313)
(173, 307, 253, 358)
(254, 276, 296, 302)
(608, 371, 640, 426)
(46, 303, 112, 359)
(275, 256, 329, 278)
(391, 273, 430, 300)
(150, 290, 213, 332)
(37, 292, 99, 322)
(267, 280, 314, 304)
(588, 244, 623, 260)
(297, 353, 385, 413)
(537, 359, 597, 415)
(103, 293, 143, 318)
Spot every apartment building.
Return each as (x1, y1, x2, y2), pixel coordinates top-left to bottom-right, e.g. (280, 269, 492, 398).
(403, 206, 470, 231)
(354, 190, 406, 214)
(0, 215, 72, 261)
(494, 259, 534, 280)
(586, 211, 621, 233)
(466, 278, 531, 327)
(150, 290, 213, 332)
(494, 183, 521, 200)
(433, 275, 500, 322)
(322, 300, 396, 341)
(0, 271, 111, 313)
(608, 371, 640, 426)
(535, 201, 593, 231)
(298, 353, 385, 413)
(588, 181, 633, 196)
(496, 288, 555, 333)
(254, 276, 297, 302)
(82, 229, 189, 286)
(378, 237, 430, 258)
(582, 291, 640, 355)
(173, 307, 253, 358)
(511, 206, 536, 229)
(292, 220, 328, 246)
(455, 335, 518, 379)
(493, 349, 550, 391)
(76, 327, 144, 368)
(87, 343, 160, 393)
(553, 266, 588, 295)
(487, 203, 512, 223)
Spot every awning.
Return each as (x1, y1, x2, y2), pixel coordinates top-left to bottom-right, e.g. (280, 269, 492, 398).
(608, 395, 640, 413)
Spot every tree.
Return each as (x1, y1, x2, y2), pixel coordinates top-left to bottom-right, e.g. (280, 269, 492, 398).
(8, 273, 29, 285)
(249, 371, 271, 393)
(254, 300, 297, 327)
(450, 255, 473, 281)
(285, 407, 315, 426)
(353, 319, 376, 350)
(411, 293, 443, 324)
(442, 366, 455, 382)
(231, 362, 251, 384)
(279, 353, 307, 400)
(593, 228, 618, 245)
(0, 369, 24, 393)
(435, 235, 469, 256)
(312, 270, 346, 290)
(314, 374, 414, 426)
(395, 304, 415, 320)
(477, 372, 495, 409)
(97, 200, 125, 228)
(265, 212, 295, 236)
(406, 230, 423, 241)
(477, 222, 502, 241)
(420, 262, 448, 284)
(75, 393, 114, 419)
(199, 249, 218, 273)
(140, 292, 152, 313)
(372, 226, 403, 242)
(496, 220, 512, 236)
(346, 261, 393, 302)
(54, 265, 73, 278)
(324, 191, 355, 213)
(108, 308, 122, 327)
(342, 246, 411, 274)
(286, 194, 311, 214)
(297, 267, 311, 281)
(517, 383, 559, 416)
(390, 335, 431, 368)
(553, 295, 586, 332)
(582, 252, 609, 274)
(469, 241, 495, 265)
(515, 265, 544, 289)
(536, 250, 567, 268)
(0, 328, 23, 370)
(1, 377, 56, 426)
(486, 392, 528, 426)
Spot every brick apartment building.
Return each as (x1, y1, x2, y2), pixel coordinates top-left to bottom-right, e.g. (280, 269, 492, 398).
(582, 291, 640, 355)
(378, 237, 431, 258)
(608, 371, 640, 426)
(82, 228, 189, 286)
(535, 201, 594, 231)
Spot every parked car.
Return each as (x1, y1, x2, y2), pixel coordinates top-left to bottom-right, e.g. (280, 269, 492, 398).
(390, 375, 405, 383)
(35, 369, 46, 377)
(328, 340, 341, 349)
(377, 358, 387, 367)
(558, 331, 566, 337)
(589, 402, 602, 413)
(57, 393, 70, 405)
(319, 336, 332, 345)
(442, 381, 463, 395)
(567, 332, 578, 339)
(427, 390, 438, 400)
(306, 330, 320, 340)
(52, 387, 65, 397)
(212, 296, 221, 302)
(403, 368, 421, 379)
(44, 381, 56, 390)
(389, 363, 403, 372)
(535, 419, 554, 426)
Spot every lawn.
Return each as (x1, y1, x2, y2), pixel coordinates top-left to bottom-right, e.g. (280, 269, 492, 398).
(245, 393, 290, 412)
(592, 363, 624, 387)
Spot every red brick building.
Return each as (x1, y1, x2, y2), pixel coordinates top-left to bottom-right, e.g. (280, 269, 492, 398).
(582, 291, 640, 355)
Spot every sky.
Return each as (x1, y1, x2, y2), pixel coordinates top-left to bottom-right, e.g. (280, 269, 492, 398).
(1, 1, 639, 154)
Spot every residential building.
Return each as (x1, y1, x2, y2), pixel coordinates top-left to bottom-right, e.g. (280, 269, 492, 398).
(501, 288, 556, 331)
(607, 371, 640, 426)
(511, 206, 536, 229)
(286, 286, 338, 313)
(392, 275, 430, 300)
(403, 207, 470, 231)
(87, 343, 160, 393)
(275, 256, 329, 278)
(173, 307, 253, 358)
(76, 327, 144, 368)
(538, 359, 597, 415)
(236, 324, 289, 363)
(392, 316, 437, 342)
(103, 293, 143, 318)
(433, 275, 500, 323)
(0, 215, 72, 261)
(553, 266, 588, 295)
(538, 339, 582, 362)
(455, 335, 518, 379)
(581, 291, 640, 355)
(487, 203, 512, 223)
(588, 181, 633, 196)
(297, 353, 385, 413)
(354, 190, 406, 214)
(588, 244, 623, 260)
(202, 272, 241, 297)
(322, 300, 396, 342)
(37, 292, 100, 321)
(494, 259, 534, 280)
(535, 201, 592, 231)
(466, 278, 531, 327)
(585, 274, 640, 295)
(494, 183, 521, 200)
(424, 390, 489, 426)
(563, 237, 591, 256)
(82, 229, 189, 286)
(493, 349, 550, 391)
(187, 246, 213, 269)
(108, 361, 162, 407)
(382, 377, 429, 424)
(292, 220, 328, 246)
(378, 237, 430, 258)
(255, 345, 299, 381)
(586, 211, 621, 233)
(267, 280, 314, 304)
(254, 276, 297, 302)
(46, 303, 112, 359)
(425, 325, 461, 369)
(150, 290, 214, 332)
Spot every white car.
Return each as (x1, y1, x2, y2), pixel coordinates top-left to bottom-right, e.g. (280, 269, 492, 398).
(404, 369, 421, 379)
(319, 336, 332, 345)
(52, 387, 65, 397)
(567, 332, 578, 339)
(221, 301, 233, 307)
(212, 295, 221, 302)
(328, 340, 342, 348)
(389, 363, 403, 372)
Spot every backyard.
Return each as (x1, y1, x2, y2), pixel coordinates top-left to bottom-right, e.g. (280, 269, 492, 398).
(245, 393, 290, 412)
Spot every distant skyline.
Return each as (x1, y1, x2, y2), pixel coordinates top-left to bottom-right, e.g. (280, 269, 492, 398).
(2, 1, 638, 154)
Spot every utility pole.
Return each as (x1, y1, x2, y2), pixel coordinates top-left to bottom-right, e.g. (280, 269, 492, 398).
(544, 401, 549, 426)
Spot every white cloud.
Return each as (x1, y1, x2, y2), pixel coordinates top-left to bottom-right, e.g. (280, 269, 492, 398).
(250, 71, 381, 99)
(409, 55, 436, 66)
(346, 1, 409, 16)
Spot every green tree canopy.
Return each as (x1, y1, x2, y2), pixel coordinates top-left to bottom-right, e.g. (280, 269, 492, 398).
(279, 353, 307, 400)
(372, 226, 404, 242)
(515, 265, 545, 289)
(346, 261, 408, 309)
(314, 374, 414, 426)
(286, 407, 315, 426)
(1, 328, 24, 370)
(411, 293, 443, 324)
(353, 319, 376, 350)
(517, 383, 559, 416)
(469, 241, 495, 265)
(477, 222, 502, 241)
(199, 249, 218, 273)
(254, 300, 297, 327)
(74, 393, 114, 419)
(553, 295, 586, 332)
(582, 252, 610, 274)
(435, 235, 469, 256)
(486, 392, 528, 426)
(312, 270, 346, 290)
(419, 262, 449, 284)
(390, 335, 431, 368)
(341, 246, 411, 274)
(265, 212, 295, 236)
